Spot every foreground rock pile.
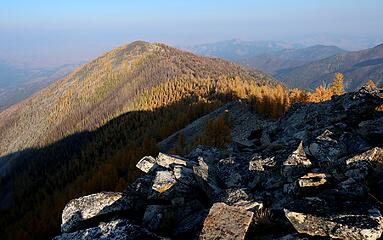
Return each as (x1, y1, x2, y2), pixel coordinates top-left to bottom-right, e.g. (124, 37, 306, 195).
(54, 86, 383, 240)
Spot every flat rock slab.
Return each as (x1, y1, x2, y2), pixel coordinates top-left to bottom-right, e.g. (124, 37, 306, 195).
(284, 198, 383, 240)
(61, 192, 129, 233)
(156, 152, 187, 169)
(199, 202, 254, 240)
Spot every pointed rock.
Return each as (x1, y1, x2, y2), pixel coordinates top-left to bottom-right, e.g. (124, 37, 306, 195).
(282, 142, 312, 182)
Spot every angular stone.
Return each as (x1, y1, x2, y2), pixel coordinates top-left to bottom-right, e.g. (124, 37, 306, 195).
(282, 142, 312, 182)
(359, 116, 383, 142)
(200, 203, 254, 240)
(298, 172, 328, 188)
(173, 165, 196, 186)
(217, 157, 243, 188)
(193, 157, 221, 198)
(136, 156, 157, 173)
(346, 147, 383, 165)
(337, 177, 368, 198)
(54, 219, 162, 240)
(249, 155, 276, 172)
(156, 152, 187, 169)
(143, 200, 204, 233)
(61, 192, 128, 233)
(284, 198, 383, 240)
(216, 188, 263, 211)
(308, 130, 344, 163)
(173, 209, 209, 238)
(152, 171, 177, 193)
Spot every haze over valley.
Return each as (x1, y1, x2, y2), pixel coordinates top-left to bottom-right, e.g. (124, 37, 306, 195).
(1, 1, 383, 240)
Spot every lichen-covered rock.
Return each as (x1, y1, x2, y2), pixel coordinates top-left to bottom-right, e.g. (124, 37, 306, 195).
(136, 156, 157, 173)
(156, 152, 187, 169)
(249, 155, 276, 172)
(284, 198, 383, 240)
(200, 202, 254, 240)
(61, 192, 131, 233)
(151, 171, 177, 193)
(55, 219, 162, 240)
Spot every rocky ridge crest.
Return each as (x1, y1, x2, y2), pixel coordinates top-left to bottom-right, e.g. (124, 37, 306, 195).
(54, 85, 383, 239)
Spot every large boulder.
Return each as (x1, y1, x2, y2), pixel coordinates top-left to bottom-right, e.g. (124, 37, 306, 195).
(199, 202, 254, 240)
(61, 192, 136, 233)
(284, 198, 383, 240)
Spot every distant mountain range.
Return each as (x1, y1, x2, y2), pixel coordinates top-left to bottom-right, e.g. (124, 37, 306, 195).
(0, 61, 78, 111)
(185, 39, 304, 61)
(189, 40, 383, 90)
(240, 45, 347, 75)
(276, 43, 383, 90)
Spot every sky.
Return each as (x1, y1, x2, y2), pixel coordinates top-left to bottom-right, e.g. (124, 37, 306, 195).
(1, 0, 383, 67)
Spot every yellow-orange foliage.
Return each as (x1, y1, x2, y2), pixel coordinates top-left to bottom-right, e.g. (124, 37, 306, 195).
(331, 72, 345, 96)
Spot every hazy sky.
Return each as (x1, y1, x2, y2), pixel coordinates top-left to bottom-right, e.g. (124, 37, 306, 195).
(1, 0, 383, 67)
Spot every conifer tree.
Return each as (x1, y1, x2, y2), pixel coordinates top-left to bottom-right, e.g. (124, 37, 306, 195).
(331, 73, 345, 96)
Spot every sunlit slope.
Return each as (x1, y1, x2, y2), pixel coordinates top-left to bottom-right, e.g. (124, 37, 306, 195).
(0, 41, 275, 159)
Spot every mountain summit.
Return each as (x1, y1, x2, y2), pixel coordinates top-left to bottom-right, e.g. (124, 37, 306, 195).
(0, 41, 274, 167)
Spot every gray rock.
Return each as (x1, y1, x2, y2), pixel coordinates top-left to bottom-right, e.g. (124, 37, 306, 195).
(156, 152, 188, 169)
(217, 157, 243, 188)
(337, 177, 368, 199)
(249, 155, 276, 172)
(284, 198, 383, 240)
(142, 200, 204, 234)
(359, 116, 383, 142)
(282, 142, 312, 182)
(193, 157, 221, 198)
(308, 129, 344, 163)
(61, 192, 131, 233)
(136, 156, 157, 173)
(216, 188, 263, 211)
(200, 202, 254, 240)
(173, 165, 196, 186)
(54, 219, 163, 240)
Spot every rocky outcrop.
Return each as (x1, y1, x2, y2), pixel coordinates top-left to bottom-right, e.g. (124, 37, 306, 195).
(54, 86, 383, 239)
(284, 198, 383, 240)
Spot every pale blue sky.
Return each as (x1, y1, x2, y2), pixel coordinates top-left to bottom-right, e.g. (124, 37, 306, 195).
(1, 0, 382, 67)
